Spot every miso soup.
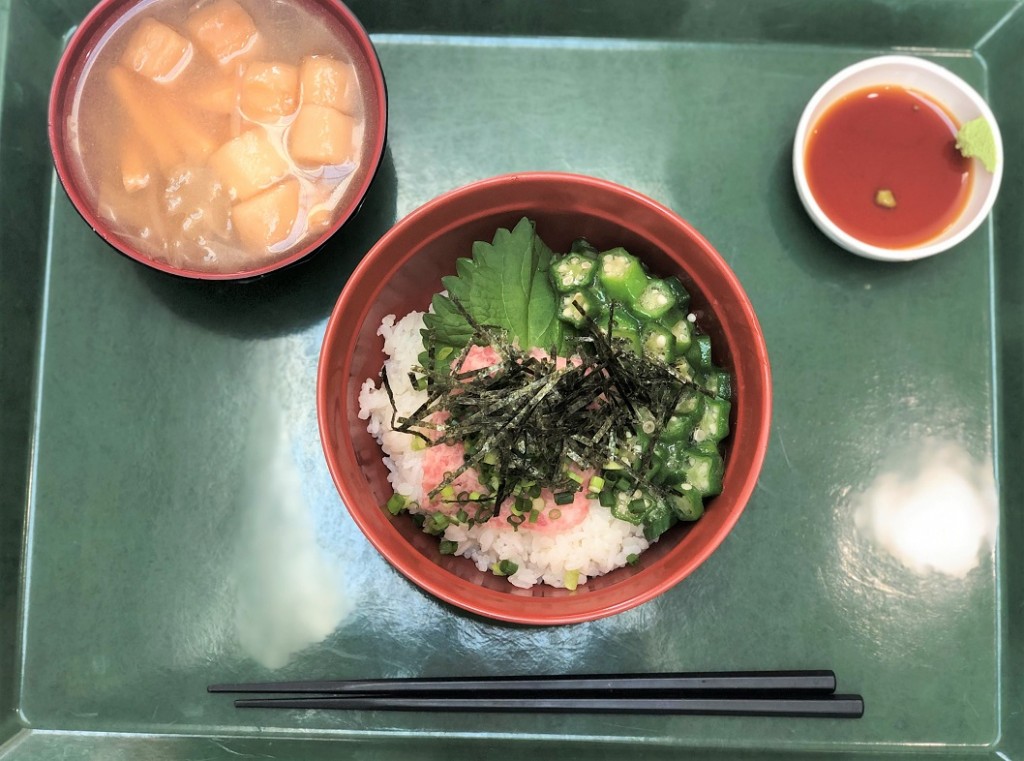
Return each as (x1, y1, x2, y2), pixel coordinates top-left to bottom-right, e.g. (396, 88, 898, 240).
(65, 0, 375, 274)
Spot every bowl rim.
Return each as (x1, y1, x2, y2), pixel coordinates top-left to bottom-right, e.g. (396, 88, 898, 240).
(47, 0, 388, 281)
(792, 54, 1003, 262)
(316, 171, 773, 625)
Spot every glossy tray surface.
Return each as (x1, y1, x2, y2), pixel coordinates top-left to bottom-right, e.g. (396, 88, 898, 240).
(1, 0, 1021, 758)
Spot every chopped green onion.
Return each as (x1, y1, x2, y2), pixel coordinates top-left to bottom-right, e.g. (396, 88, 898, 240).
(424, 513, 450, 535)
(491, 559, 519, 576)
(553, 492, 575, 505)
(528, 508, 540, 523)
(615, 478, 632, 492)
(588, 475, 606, 494)
(626, 553, 639, 565)
(440, 485, 455, 501)
(385, 493, 408, 515)
(598, 489, 616, 508)
(410, 437, 427, 452)
(512, 496, 530, 516)
(528, 483, 542, 499)
(564, 569, 580, 591)
(439, 540, 459, 555)
(456, 509, 469, 523)
(482, 451, 499, 465)
(567, 471, 584, 485)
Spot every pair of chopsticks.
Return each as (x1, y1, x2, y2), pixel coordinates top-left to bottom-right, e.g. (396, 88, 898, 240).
(209, 670, 863, 718)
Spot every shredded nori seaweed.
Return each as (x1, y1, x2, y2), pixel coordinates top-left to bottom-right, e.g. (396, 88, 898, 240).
(382, 296, 711, 526)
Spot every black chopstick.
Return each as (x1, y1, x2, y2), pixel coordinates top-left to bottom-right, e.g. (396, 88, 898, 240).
(231, 694, 864, 718)
(208, 669, 837, 696)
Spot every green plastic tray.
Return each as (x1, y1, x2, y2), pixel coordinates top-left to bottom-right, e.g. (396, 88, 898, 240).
(2, 0, 1021, 758)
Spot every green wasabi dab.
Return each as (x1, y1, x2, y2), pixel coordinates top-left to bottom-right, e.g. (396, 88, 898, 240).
(956, 117, 997, 172)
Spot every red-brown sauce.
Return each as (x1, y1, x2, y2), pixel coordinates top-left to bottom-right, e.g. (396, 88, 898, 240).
(805, 85, 972, 249)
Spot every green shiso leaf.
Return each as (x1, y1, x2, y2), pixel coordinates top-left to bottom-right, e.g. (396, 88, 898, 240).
(422, 217, 564, 353)
(955, 116, 997, 172)
(426, 291, 475, 348)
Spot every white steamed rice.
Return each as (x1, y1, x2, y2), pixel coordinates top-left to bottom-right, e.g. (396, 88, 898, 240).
(358, 311, 651, 589)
